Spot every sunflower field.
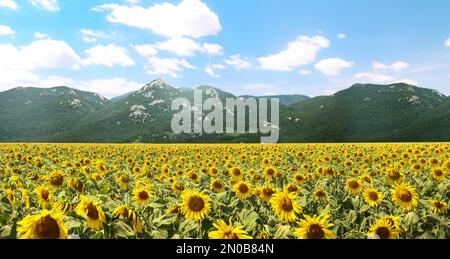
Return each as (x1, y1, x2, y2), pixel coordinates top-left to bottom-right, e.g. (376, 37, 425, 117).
(0, 143, 449, 239)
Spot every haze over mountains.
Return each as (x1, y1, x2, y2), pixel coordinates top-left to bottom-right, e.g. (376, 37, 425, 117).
(0, 79, 448, 143)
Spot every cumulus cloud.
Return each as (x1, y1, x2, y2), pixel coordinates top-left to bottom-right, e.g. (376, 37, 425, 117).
(80, 29, 110, 43)
(373, 61, 410, 71)
(299, 69, 311, 75)
(337, 33, 347, 39)
(224, 54, 251, 70)
(92, 0, 221, 38)
(0, 0, 19, 9)
(31, 0, 60, 12)
(77, 78, 143, 98)
(33, 32, 48, 39)
(257, 35, 330, 71)
(0, 25, 15, 36)
(154, 37, 223, 56)
(204, 63, 226, 78)
(82, 44, 135, 67)
(353, 72, 394, 83)
(393, 79, 419, 86)
(445, 38, 450, 47)
(143, 57, 196, 78)
(132, 44, 158, 57)
(314, 58, 353, 76)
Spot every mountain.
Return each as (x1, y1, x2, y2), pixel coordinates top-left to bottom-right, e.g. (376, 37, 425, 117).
(0, 81, 448, 143)
(280, 83, 449, 142)
(0, 86, 109, 141)
(240, 94, 310, 106)
(110, 91, 134, 102)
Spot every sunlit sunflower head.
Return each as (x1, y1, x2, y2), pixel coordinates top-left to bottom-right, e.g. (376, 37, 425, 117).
(368, 218, 399, 239)
(181, 190, 211, 221)
(46, 170, 65, 188)
(444, 160, 450, 173)
(35, 185, 53, 209)
(430, 200, 448, 214)
(345, 178, 362, 194)
(294, 215, 336, 239)
(132, 186, 155, 206)
(5, 188, 16, 206)
(314, 189, 328, 201)
(263, 166, 277, 180)
(386, 169, 403, 184)
(229, 167, 243, 179)
(68, 178, 84, 193)
(360, 174, 373, 185)
(55, 201, 76, 214)
(209, 167, 219, 176)
(208, 219, 253, 239)
(293, 173, 307, 185)
(431, 168, 446, 181)
(210, 179, 225, 193)
(188, 171, 200, 183)
(171, 181, 186, 195)
(259, 185, 276, 201)
(256, 229, 271, 239)
(113, 205, 143, 233)
(17, 210, 68, 239)
(233, 181, 253, 200)
(380, 215, 401, 232)
(391, 184, 419, 211)
(363, 188, 384, 207)
(116, 174, 131, 190)
(167, 203, 181, 214)
(411, 163, 422, 174)
(269, 191, 301, 222)
(75, 195, 106, 231)
(283, 184, 300, 194)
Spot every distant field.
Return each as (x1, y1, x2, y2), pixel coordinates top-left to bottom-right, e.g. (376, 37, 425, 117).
(0, 143, 448, 239)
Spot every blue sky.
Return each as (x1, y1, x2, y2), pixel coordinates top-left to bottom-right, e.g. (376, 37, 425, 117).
(0, 0, 449, 98)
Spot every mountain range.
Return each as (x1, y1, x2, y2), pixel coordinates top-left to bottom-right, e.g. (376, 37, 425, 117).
(0, 79, 448, 143)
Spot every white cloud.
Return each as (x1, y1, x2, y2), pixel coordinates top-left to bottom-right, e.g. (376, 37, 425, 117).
(154, 37, 223, 56)
(202, 43, 223, 55)
(373, 61, 410, 71)
(258, 35, 330, 71)
(314, 58, 353, 76)
(324, 90, 336, 96)
(0, 0, 19, 9)
(0, 25, 15, 36)
(33, 32, 48, 39)
(445, 38, 450, 47)
(393, 78, 418, 86)
(299, 69, 311, 75)
(83, 44, 135, 67)
(31, 0, 60, 12)
(93, 0, 221, 38)
(144, 57, 196, 78)
(224, 54, 251, 70)
(125, 0, 140, 4)
(133, 44, 158, 57)
(205, 63, 226, 78)
(337, 33, 347, 39)
(354, 72, 394, 83)
(77, 78, 143, 98)
(80, 29, 110, 43)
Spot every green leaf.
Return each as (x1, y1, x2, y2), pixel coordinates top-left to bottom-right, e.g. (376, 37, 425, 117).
(404, 212, 420, 226)
(273, 225, 291, 239)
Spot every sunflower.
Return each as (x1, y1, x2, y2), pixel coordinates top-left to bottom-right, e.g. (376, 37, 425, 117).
(209, 167, 219, 176)
(68, 178, 84, 193)
(360, 174, 373, 185)
(132, 186, 155, 206)
(293, 173, 307, 185)
(314, 189, 328, 202)
(5, 188, 16, 206)
(259, 185, 276, 201)
(345, 178, 362, 194)
(431, 168, 446, 181)
(47, 170, 65, 188)
(380, 215, 401, 232)
(112, 205, 143, 233)
(35, 185, 53, 209)
(181, 190, 211, 221)
(75, 195, 106, 231)
(208, 219, 252, 239)
(210, 179, 225, 193)
(233, 181, 253, 200)
(171, 181, 186, 195)
(20, 188, 31, 209)
(270, 191, 301, 222)
(256, 229, 271, 239)
(55, 201, 75, 214)
(385, 168, 403, 184)
(116, 174, 131, 190)
(283, 184, 300, 194)
(167, 204, 181, 214)
(391, 184, 419, 211)
(17, 210, 68, 239)
(263, 166, 277, 180)
(294, 215, 336, 239)
(229, 167, 243, 179)
(430, 200, 448, 214)
(368, 218, 399, 239)
(363, 187, 383, 207)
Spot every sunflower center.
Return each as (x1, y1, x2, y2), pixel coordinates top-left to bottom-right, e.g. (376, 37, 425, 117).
(296, 175, 304, 181)
(263, 188, 275, 197)
(50, 174, 64, 186)
(375, 227, 391, 239)
(266, 168, 275, 175)
(213, 182, 223, 189)
(434, 202, 444, 209)
(316, 191, 326, 198)
(434, 170, 443, 176)
(389, 171, 400, 180)
(232, 169, 241, 176)
(87, 203, 99, 220)
(239, 184, 249, 194)
(368, 191, 379, 201)
(348, 181, 360, 189)
(306, 224, 325, 239)
(35, 215, 60, 239)
(211, 168, 218, 174)
(287, 185, 298, 193)
(281, 197, 293, 212)
(138, 191, 149, 200)
(188, 196, 205, 212)
(398, 189, 412, 202)
(41, 190, 49, 200)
